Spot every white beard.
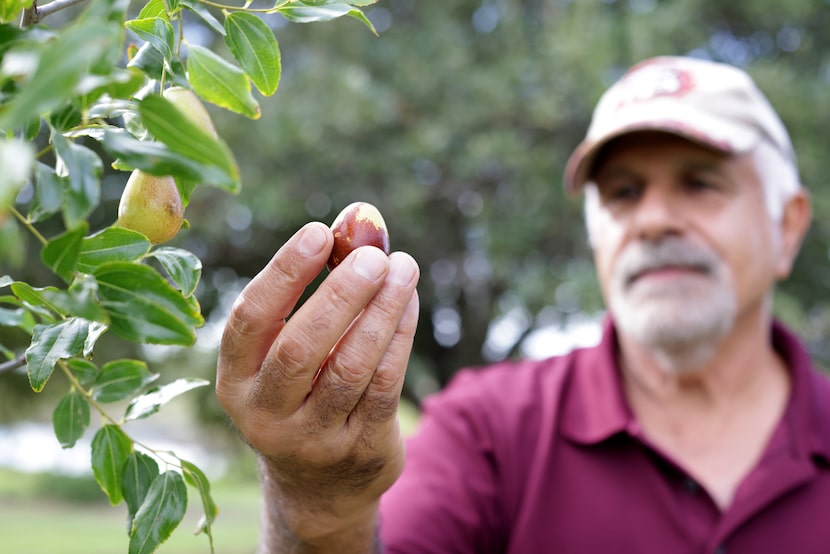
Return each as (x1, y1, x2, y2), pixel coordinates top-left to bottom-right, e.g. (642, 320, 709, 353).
(607, 236, 737, 374)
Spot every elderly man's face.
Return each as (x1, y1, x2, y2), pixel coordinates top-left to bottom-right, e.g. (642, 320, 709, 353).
(586, 132, 791, 360)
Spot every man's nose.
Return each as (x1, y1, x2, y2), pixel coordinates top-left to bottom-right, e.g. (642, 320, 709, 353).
(631, 185, 683, 242)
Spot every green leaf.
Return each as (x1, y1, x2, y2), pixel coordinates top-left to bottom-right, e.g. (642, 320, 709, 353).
(11, 281, 62, 321)
(83, 322, 108, 357)
(122, 452, 160, 532)
(99, 129, 236, 190)
(186, 44, 260, 119)
(0, 20, 119, 131)
(52, 389, 90, 448)
(129, 470, 187, 554)
(0, 0, 29, 24)
(93, 359, 159, 403)
(278, 2, 377, 32)
(91, 424, 133, 505)
(78, 68, 146, 105)
(67, 358, 100, 387)
(125, 17, 175, 61)
(0, 139, 34, 215)
(224, 12, 281, 96)
(149, 247, 201, 297)
(39, 274, 110, 323)
(0, 305, 35, 331)
(127, 41, 186, 85)
(94, 262, 204, 345)
(30, 162, 66, 223)
(41, 223, 87, 283)
(52, 133, 103, 229)
(124, 377, 210, 421)
(139, 94, 240, 190)
(163, 0, 179, 12)
(179, 0, 224, 35)
(138, 0, 168, 19)
(78, 227, 152, 274)
(26, 318, 91, 392)
(181, 460, 218, 538)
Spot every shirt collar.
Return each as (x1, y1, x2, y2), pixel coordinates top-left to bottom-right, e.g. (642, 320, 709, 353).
(560, 316, 634, 444)
(770, 320, 830, 463)
(560, 317, 830, 462)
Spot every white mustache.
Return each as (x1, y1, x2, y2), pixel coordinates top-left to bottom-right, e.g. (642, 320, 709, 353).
(615, 237, 718, 287)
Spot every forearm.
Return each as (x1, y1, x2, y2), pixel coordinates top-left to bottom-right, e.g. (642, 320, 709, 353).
(257, 457, 383, 554)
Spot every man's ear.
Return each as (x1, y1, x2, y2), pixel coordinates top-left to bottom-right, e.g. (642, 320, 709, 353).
(776, 188, 812, 279)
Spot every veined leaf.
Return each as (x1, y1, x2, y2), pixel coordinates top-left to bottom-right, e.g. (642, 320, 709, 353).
(39, 274, 110, 324)
(0, 305, 35, 332)
(181, 460, 218, 539)
(148, 247, 201, 297)
(93, 359, 159, 403)
(77, 227, 151, 274)
(66, 358, 100, 387)
(91, 424, 133, 505)
(178, 0, 224, 34)
(125, 377, 210, 421)
(122, 452, 160, 532)
(129, 470, 187, 554)
(186, 44, 260, 119)
(53, 389, 90, 448)
(99, 129, 235, 188)
(0, 19, 120, 130)
(125, 17, 175, 61)
(224, 12, 281, 96)
(138, 0, 168, 19)
(139, 94, 240, 190)
(94, 262, 204, 345)
(41, 223, 87, 283)
(278, 2, 377, 32)
(52, 133, 103, 230)
(11, 281, 62, 321)
(26, 318, 91, 392)
(30, 162, 66, 223)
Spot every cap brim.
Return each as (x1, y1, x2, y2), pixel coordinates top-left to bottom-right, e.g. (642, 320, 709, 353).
(563, 114, 758, 195)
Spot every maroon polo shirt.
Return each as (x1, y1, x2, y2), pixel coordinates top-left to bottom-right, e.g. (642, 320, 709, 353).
(380, 319, 830, 553)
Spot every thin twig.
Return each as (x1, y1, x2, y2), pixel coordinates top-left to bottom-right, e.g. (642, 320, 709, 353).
(0, 353, 26, 374)
(25, 0, 87, 23)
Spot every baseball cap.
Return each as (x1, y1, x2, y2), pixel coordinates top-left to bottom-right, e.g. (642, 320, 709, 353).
(563, 56, 798, 193)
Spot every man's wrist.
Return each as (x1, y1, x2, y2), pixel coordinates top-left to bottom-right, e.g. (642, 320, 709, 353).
(257, 456, 383, 553)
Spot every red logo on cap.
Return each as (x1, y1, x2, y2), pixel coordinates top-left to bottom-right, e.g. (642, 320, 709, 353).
(613, 64, 695, 111)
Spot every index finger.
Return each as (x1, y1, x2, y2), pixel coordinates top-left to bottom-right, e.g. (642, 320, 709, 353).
(217, 222, 332, 386)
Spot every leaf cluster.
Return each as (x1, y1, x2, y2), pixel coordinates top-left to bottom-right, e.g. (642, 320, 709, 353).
(0, 0, 379, 551)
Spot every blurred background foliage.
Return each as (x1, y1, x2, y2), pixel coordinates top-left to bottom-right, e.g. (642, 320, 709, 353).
(4, 0, 830, 429)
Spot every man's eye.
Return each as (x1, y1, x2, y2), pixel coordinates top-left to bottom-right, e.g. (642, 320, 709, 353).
(686, 176, 717, 191)
(606, 184, 641, 201)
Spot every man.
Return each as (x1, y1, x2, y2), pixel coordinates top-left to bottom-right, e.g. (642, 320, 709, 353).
(216, 56, 830, 553)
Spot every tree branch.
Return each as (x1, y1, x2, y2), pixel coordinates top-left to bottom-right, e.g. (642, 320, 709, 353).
(20, 0, 87, 25)
(0, 353, 26, 374)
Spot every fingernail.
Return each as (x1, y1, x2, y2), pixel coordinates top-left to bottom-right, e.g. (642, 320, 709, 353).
(388, 253, 417, 285)
(352, 247, 387, 281)
(297, 224, 328, 257)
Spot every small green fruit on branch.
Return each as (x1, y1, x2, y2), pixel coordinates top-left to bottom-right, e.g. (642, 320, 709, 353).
(117, 170, 184, 245)
(327, 201, 390, 271)
(163, 86, 218, 139)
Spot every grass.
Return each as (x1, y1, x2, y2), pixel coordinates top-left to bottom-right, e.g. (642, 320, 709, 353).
(0, 467, 261, 554)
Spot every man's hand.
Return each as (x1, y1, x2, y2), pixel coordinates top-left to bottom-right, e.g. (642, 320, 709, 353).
(216, 221, 420, 552)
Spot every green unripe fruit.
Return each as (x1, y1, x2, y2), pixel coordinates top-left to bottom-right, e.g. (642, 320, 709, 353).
(117, 170, 184, 244)
(163, 86, 217, 138)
